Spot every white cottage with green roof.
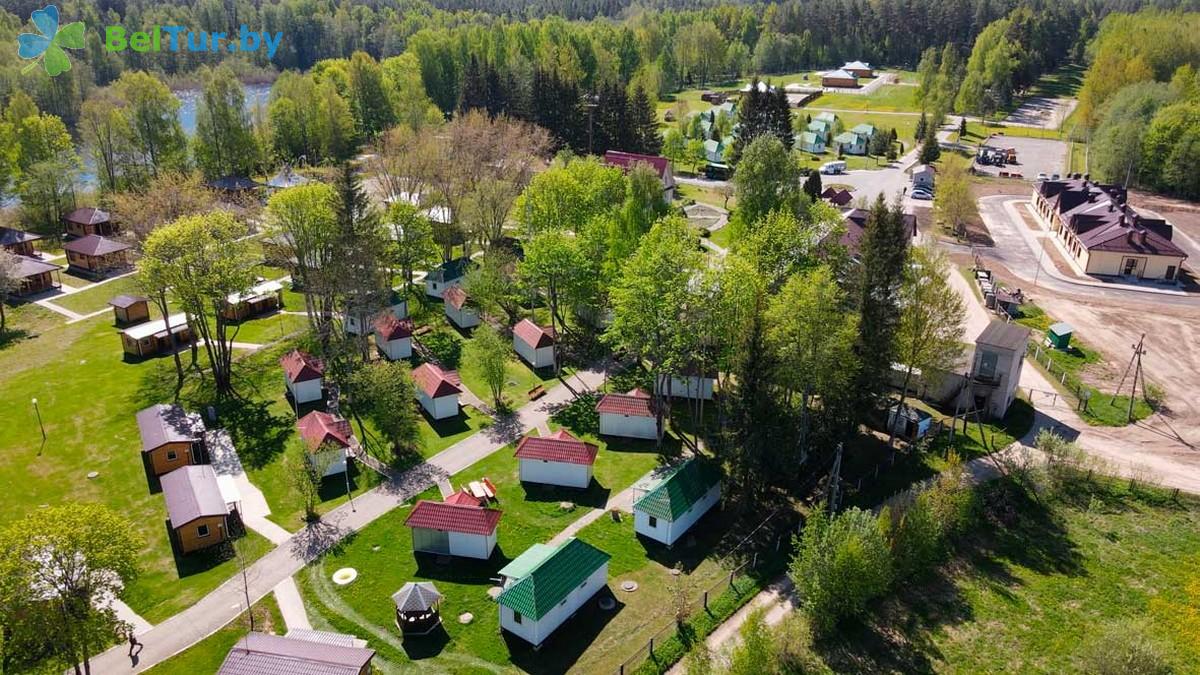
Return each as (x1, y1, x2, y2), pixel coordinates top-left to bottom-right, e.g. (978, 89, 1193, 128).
(633, 459, 722, 546)
(496, 538, 611, 647)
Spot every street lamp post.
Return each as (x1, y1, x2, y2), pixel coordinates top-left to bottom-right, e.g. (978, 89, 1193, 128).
(32, 397, 46, 445)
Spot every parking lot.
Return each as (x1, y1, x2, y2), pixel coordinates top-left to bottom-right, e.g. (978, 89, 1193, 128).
(972, 135, 1068, 181)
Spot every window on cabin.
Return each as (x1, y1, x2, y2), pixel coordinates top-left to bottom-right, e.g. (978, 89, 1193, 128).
(512, 611, 522, 624)
(197, 524, 210, 538)
(648, 516, 658, 528)
(166, 449, 177, 461)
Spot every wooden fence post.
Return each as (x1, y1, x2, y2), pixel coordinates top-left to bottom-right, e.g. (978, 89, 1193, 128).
(649, 637, 654, 655)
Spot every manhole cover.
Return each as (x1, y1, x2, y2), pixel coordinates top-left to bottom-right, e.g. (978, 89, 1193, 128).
(332, 568, 358, 585)
(598, 597, 616, 610)
(458, 612, 474, 624)
(487, 586, 503, 600)
(620, 580, 638, 592)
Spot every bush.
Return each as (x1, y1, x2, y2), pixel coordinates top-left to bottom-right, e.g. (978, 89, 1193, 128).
(550, 393, 600, 436)
(789, 507, 892, 635)
(883, 495, 943, 578)
(1078, 620, 1172, 675)
(420, 331, 462, 368)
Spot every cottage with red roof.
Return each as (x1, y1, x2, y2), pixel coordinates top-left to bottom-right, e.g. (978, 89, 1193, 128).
(603, 150, 676, 202)
(514, 429, 599, 488)
(404, 499, 501, 559)
(373, 314, 414, 360)
(281, 350, 325, 404)
(1033, 178, 1187, 281)
(442, 285, 480, 329)
(412, 362, 462, 419)
(512, 319, 556, 369)
(596, 388, 657, 440)
(297, 411, 355, 477)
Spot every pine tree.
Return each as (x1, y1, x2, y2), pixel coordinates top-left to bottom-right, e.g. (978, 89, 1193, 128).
(629, 85, 662, 155)
(915, 112, 928, 141)
(852, 196, 911, 419)
(919, 131, 941, 164)
(803, 170, 822, 201)
(459, 56, 489, 114)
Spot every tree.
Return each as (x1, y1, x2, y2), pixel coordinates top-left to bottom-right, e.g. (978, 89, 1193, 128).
(731, 79, 793, 162)
(521, 230, 587, 370)
(934, 155, 978, 237)
(287, 451, 328, 521)
(383, 201, 438, 294)
(78, 89, 129, 193)
(915, 112, 928, 141)
(727, 608, 775, 675)
(347, 51, 396, 138)
(113, 71, 188, 180)
(956, 19, 1018, 117)
(0, 504, 141, 675)
(349, 360, 422, 461)
(802, 170, 822, 202)
(628, 85, 662, 155)
(0, 249, 21, 331)
(789, 507, 892, 635)
(1090, 82, 1176, 187)
(464, 250, 522, 325)
(732, 135, 802, 234)
(674, 21, 725, 86)
(111, 172, 216, 241)
(686, 138, 707, 173)
(465, 324, 510, 409)
(888, 245, 966, 447)
(662, 128, 687, 168)
(918, 131, 941, 164)
(852, 196, 911, 416)
(266, 183, 341, 337)
(193, 66, 260, 179)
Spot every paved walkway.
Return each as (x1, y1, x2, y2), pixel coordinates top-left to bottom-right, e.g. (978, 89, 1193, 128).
(112, 598, 154, 637)
(87, 365, 608, 673)
(547, 466, 661, 547)
(208, 430, 293, 546)
(272, 577, 312, 632)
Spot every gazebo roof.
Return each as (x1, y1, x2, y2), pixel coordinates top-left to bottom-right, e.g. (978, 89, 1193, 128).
(391, 582, 443, 612)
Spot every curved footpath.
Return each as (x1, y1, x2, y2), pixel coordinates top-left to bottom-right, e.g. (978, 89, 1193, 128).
(86, 366, 608, 673)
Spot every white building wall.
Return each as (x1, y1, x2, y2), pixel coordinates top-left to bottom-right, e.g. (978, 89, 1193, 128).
(424, 276, 462, 298)
(445, 303, 481, 328)
(514, 337, 555, 369)
(448, 530, 496, 559)
(286, 376, 323, 404)
(519, 459, 592, 489)
(499, 563, 609, 646)
(635, 484, 720, 546)
(311, 446, 347, 477)
(655, 375, 715, 400)
(378, 336, 412, 360)
(599, 413, 657, 439)
(418, 391, 460, 419)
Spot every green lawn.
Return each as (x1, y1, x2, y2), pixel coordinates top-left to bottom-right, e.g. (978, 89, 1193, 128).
(1025, 63, 1085, 100)
(676, 182, 734, 211)
(709, 225, 733, 250)
(0, 316, 275, 622)
(52, 274, 143, 315)
(225, 311, 309, 345)
(144, 593, 285, 674)
(805, 85, 921, 113)
(416, 404, 493, 457)
(821, 481, 1200, 672)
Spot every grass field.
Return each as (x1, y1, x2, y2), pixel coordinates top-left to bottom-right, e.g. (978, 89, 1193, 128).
(805, 84, 921, 113)
(144, 594, 285, 674)
(821, 480, 1200, 672)
(52, 274, 144, 315)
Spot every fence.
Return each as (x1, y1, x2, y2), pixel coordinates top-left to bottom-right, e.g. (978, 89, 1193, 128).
(1025, 342, 1095, 412)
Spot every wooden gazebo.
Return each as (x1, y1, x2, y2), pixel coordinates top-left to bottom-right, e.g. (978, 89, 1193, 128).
(392, 581, 443, 636)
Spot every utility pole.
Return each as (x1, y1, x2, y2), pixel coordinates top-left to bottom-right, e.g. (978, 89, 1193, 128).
(1111, 333, 1147, 424)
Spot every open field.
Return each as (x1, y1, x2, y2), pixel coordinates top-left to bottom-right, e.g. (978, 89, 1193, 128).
(51, 274, 144, 315)
(820, 480, 1200, 672)
(804, 84, 921, 112)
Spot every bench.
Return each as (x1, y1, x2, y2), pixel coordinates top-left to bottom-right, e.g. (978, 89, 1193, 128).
(528, 385, 546, 400)
(414, 325, 432, 336)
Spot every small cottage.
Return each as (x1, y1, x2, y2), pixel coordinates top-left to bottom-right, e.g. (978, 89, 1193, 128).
(412, 362, 462, 420)
(887, 404, 933, 440)
(442, 286, 480, 329)
(63, 235, 131, 278)
(497, 537, 611, 647)
(512, 319, 556, 370)
(633, 459, 722, 547)
(834, 131, 867, 155)
(514, 429, 599, 489)
(798, 131, 825, 154)
(970, 321, 1032, 419)
(424, 258, 471, 298)
(120, 313, 194, 358)
(11, 255, 61, 296)
(137, 403, 207, 478)
(821, 69, 859, 88)
(404, 499, 501, 559)
(217, 631, 375, 675)
(603, 150, 676, 202)
(108, 295, 150, 325)
(842, 60, 874, 78)
(1047, 322, 1074, 350)
(221, 279, 284, 321)
(205, 175, 264, 197)
(63, 207, 117, 238)
(595, 388, 657, 440)
(373, 314, 414, 360)
(162, 464, 236, 554)
(297, 410, 354, 477)
(912, 164, 936, 191)
(0, 226, 41, 256)
(654, 372, 715, 400)
(344, 290, 408, 335)
(281, 350, 325, 405)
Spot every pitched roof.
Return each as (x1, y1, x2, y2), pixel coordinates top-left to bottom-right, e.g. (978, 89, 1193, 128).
(604, 150, 671, 180)
(404, 500, 501, 535)
(427, 257, 470, 283)
(497, 543, 556, 579)
(1042, 178, 1187, 258)
(108, 294, 148, 309)
(217, 631, 374, 675)
(828, 189, 854, 206)
(136, 403, 205, 453)
(373, 313, 414, 341)
(595, 388, 655, 418)
(851, 123, 876, 136)
(63, 207, 110, 226)
(444, 489, 482, 506)
(121, 313, 189, 340)
(442, 285, 470, 310)
(496, 538, 610, 620)
(798, 132, 821, 145)
(281, 350, 324, 382)
(161, 465, 227, 527)
(843, 60, 871, 70)
(206, 175, 264, 191)
(12, 255, 61, 279)
(1048, 321, 1074, 337)
(823, 69, 857, 80)
(913, 164, 935, 176)
(513, 319, 555, 349)
(0, 226, 42, 247)
(975, 321, 1031, 352)
(391, 582, 442, 612)
(514, 429, 599, 466)
(835, 208, 918, 255)
(634, 459, 722, 521)
(297, 411, 354, 450)
(814, 112, 838, 123)
(833, 131, 859, 145)
(412, 362, 462, 398)
(62, 234, 130, 257)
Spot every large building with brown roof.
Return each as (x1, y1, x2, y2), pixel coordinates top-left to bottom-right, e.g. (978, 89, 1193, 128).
(1033, 178, 1187, 281)
(62, 235, 131, 278)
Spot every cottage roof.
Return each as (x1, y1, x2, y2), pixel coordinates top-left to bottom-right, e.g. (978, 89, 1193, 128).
(823, 69, 857, 80)
(444, 489, 482, 506)
(807, 120, 830, 133)
(226, 279, 284, 306)
(0, 226, 42, 247)
(443, 285, 470, 310)
(403, 500, 501, 536)
(799, 131, 821, 145)
(427, 257, 470, 283)
(62, 234, 130, 257)
(595, 388, 655, 418)
(12, 255, 61, 279)
(297, 411, 354, 450)
(206, 175, 264, 192)
(412, 362, 462, 398)
(833, 131, 859, 145)
(975, 321, 1031, 353)
(121, 313, 189, 340)
(63, 207, 110, 226)
(843, 60, 871, 70)
(108, 294, 148, 309)
(634, 459, 721, 521)
(391, 582, 443, 612)
(266, 168, 311, 189)
(497, 543, 556, 579)
(834, 208, 918, 255)
(514, 429, 599, 466)
(513, 319, 555, 349)
(161, 465, 227, 527)
(604, 150, 671, 181)
(373, 313, 414, 341)
(814, 112, 837, 123)
(281, 350, 324, 383)
(496, 538, 610, 621)
(136, 403, 205, 453)
(851, 123, 876, 137)
(828, 189, 854, 206)
(913, 164, 935, 176)
(1048, 322, 1074, 337)
(216, 631, 374, 675)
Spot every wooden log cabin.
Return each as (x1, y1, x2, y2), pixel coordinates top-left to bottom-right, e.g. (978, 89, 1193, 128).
(63, 207, 118, 238)
(11, 256, 61, 296)
(120, 313, 195, 358)
(108, 295, 151, 325)
(0, 226, 42, 257)
(162, 465, 238, 554)
(63, 235, 132, 278)
(136, 403, 207, 478)
(220, 279, 284, 321)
